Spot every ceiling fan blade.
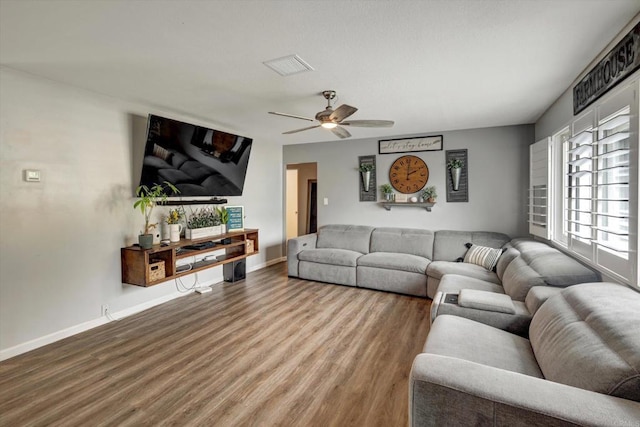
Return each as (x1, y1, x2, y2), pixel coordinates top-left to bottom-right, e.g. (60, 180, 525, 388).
(268, 111, 315, 122)
(282, 125, 321, 135)
(340, 120, 395, 127)
(330, 126, 351, 139)
(329, 104, 358, 122)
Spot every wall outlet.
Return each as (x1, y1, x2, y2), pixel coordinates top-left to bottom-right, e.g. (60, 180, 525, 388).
(101, 304, 109, 317)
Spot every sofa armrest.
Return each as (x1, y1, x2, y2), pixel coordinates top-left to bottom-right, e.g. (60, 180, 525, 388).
(287, 233, 317, 276)
(410, 353, 640, 427)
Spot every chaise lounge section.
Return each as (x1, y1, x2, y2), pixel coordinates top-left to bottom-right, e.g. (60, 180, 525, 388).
(410, 282, 640, 426)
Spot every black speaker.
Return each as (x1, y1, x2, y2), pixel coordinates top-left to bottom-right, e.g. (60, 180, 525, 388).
(224, 260, 246, 283)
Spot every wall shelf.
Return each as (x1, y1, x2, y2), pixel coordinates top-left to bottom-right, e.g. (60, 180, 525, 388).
(121, 228, 259, 287)
(380, 202, 435, 212)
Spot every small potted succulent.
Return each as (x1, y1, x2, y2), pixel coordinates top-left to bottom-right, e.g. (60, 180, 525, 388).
(133, 182, 179, 249)
(380, 183, 394, 201)
(359, 163, 375, 192)
(421, 186, 437, 203)
(216, 206, 229, 234)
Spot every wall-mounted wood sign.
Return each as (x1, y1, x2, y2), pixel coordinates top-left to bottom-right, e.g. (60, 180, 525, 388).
(378, 135, 443, 154)
(573, 21, 640, 115)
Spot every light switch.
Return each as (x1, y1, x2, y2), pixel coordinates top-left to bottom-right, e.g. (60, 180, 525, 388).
(323, 197, 329, 206)
(24, 169, 41, 182)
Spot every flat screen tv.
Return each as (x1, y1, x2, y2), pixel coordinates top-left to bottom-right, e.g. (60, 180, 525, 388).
(139, 114, 253, 197)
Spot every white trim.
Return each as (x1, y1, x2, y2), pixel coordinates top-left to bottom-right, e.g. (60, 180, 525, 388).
(0, 260, 286, 361)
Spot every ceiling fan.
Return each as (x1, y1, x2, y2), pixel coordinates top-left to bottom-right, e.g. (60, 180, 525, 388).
(269, 90, 394, 139)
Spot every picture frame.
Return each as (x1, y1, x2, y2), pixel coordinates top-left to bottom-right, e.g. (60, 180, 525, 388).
(378, 135, 443, 154)
(225, 206, 244, 231)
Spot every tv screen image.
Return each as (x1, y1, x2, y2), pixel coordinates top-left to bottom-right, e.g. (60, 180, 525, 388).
(139, 114, 253, 197)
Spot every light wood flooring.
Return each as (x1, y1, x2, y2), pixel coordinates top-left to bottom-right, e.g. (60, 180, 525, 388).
(0, 262, 431, 426)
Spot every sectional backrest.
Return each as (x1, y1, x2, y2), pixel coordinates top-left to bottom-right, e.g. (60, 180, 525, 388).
(432, 230, 510, 261)
(370, 227, 434, 259)
(316, 224, 374, 254)
(529, 283, 640, 402)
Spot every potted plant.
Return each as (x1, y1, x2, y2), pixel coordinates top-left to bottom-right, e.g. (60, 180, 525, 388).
(166, 207, 185, 242)
(421, 186, 437, 203)
(447, 159, 464, 191)
(185, 207, 222, 239)
(380, 183, 394, 201)
(359, 163, 375, 192)
(216, 206, 229, 234)
(134, 182, 179, 249)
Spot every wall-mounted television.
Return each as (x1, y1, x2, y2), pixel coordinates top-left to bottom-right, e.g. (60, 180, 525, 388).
(138, 114, 253, 197)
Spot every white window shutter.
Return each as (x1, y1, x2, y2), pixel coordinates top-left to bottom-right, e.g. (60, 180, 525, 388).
(529, 137, 551, 239)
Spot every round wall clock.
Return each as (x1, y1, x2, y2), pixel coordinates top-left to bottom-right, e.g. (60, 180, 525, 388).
(389, 155, 429, 194)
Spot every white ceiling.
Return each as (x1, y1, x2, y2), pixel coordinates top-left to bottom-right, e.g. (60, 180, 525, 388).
(1, 1, 638, 145)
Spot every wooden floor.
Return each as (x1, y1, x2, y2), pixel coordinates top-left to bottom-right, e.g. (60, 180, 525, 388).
(0, 262, 431, 427)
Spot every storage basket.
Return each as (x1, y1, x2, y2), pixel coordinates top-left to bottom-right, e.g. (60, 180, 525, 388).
(148, 260, 166, 281)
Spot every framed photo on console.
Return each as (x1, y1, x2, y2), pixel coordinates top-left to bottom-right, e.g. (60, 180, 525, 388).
(226, 206, 244, 231)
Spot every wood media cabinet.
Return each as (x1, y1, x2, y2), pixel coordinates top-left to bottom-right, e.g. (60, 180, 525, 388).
(121, 228, 259, 287)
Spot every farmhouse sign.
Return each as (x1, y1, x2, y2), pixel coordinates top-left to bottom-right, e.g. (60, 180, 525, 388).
(573, 22, 640, 115)
(378, 135, 443, 154)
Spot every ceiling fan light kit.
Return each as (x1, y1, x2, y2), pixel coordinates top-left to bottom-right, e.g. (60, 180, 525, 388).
(268, 90, 394, 138)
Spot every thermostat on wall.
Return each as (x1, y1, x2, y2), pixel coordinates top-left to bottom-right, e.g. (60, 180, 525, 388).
(24, 169, 41, 182)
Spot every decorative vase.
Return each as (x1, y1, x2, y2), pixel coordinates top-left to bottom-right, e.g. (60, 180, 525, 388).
(384, 192, 393, 201)
(451, 167, 462, 191)
(361, 171, 371, 192)
(138, 234, 153, 249)
(169, 224, 183, 242)
(427, 197, 436, 203)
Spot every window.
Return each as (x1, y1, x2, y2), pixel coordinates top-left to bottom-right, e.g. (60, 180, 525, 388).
(549, 81, 637, 286)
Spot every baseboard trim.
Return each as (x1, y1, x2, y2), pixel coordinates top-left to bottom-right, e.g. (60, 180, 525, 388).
(0, 259, 287, 362)
(0, 289, 195, 361)
(0, 260, 286, 361)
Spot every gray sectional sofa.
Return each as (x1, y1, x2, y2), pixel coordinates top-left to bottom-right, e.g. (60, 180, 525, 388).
(410, 282, 640, 426)
(287, 225, 599, 306)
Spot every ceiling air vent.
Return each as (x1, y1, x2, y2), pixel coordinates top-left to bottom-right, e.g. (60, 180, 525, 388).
(263, 54, 314, 76)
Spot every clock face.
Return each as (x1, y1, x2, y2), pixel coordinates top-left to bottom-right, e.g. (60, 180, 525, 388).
(389, 155, 429, 194)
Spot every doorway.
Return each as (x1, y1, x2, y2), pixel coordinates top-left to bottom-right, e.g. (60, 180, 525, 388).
(286, 163, 318, 239)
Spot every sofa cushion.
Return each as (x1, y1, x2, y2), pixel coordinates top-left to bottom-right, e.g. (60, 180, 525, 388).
(501, 257, 546, 301)
(436, 274, 505, 295)
(530, 283, 640, 402)
(496, 247, 519, 281)
(370, 227, 434, 259)
(425, 315, 543, 378)
(298, 248, 361, 267)
(427, 261, 501, 284)
(463, 244, 504, 271)
(316, 224, 374, 254)
(358, 252, 429, 274)
(458, 289, 516, 314)
(433, 230, 510, 261)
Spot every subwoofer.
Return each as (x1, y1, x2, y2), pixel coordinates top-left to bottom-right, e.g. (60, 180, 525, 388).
(224, 260, 246, 283)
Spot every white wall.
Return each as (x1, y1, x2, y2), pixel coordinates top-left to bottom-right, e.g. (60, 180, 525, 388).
(0, 68, 284, 355)
(283, 125, 533, 237)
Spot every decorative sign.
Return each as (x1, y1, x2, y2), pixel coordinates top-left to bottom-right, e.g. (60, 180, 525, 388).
(573, 21, 640, 115)
(446, 149, 468, 203)
(378, 135, 443, 154)
(359, 155, 377, 202)
(226, 206, 244, 231)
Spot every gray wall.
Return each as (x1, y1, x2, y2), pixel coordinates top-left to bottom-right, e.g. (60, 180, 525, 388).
(0, 68, 284, 353)
(283, 125, 533, 237)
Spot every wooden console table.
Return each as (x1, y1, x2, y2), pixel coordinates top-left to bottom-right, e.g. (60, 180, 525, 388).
(121, 228, 259, 287)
